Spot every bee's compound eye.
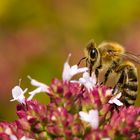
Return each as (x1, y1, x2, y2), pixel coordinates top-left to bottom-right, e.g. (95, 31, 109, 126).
(90, 48, 97, 59)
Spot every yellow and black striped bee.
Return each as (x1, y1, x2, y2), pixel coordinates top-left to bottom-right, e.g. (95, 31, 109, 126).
(79, 40, 140, 106)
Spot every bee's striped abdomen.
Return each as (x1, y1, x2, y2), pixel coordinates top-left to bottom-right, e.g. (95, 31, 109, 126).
(116, 62, 138, 106)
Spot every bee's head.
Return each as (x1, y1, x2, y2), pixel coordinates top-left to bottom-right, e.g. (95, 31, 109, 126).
(86, 41, 98, 62)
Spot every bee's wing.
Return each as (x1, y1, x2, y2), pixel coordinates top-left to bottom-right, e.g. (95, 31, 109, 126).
(122, 52, 140, 64)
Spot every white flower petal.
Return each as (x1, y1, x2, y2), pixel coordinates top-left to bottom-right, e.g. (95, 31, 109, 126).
(28, 87, 42, 95)
(70, 65, 78, 75)
(62, 54, 88, 82)
(101, 138, 111, 140)
(10, 98, 17, 102)
(5, 128, 18, 140)
(12, 86, 24, 98)
(17, 94, 26, 104)
(22, 88, 28, 95)
(10, 135, 18, 140)
(28, 76, 49, 89)
(89, 110, 99, 129)
(28, 76, 50, 100)
(108, 92, 123, 106)
(79, 111, 90, 122)
(115, 92, 122, 99)
(112, 98, 123, 106)
(79, 109, 99, 129)
(11, 86, 27, 104)
(105, 89, 113, 96)
(108, 99, 113, 104)
(27, 93, 36, 101)
(62, 54, 71, 81)
(79, 77, 86, 84)
(70, 80, 80, 83)
(79, 72, 96, 91)
(5, 128, 12, 135)
(83, 72, 89, 78)
(75, 67, 88, 74)
(62, 62, 71, 81)
(85, 83, 93, 91)
(20, 136, 35, 140)
(27, 87, 42, 101)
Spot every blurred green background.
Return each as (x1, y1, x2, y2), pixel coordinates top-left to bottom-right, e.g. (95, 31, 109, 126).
(0, 0, 140, 121)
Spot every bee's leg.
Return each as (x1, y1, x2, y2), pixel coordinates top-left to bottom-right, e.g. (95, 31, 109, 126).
(89, 64, 93, 76)
(95, 68, 99, 83)
(103, 68, 112, 85)
(77, 57, 86, 66)
(86, 58, 88, 67)
(103, 61, 117, 85)
(95, 65, 102, 84)
(112, 70, 126, 94)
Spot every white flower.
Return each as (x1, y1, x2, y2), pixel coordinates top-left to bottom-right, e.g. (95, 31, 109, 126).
(20, 136, 35, 140)
(108, 92, 123, 106)
(106, 88, 123, 106)
(10, 86, 27, 104)
(79, 109, 99, 129)
(62, 54, 88, 82)
(10, 135, 18, 140)
(101, 138, 111, 140)
(5, 128, 18, 140)
(105, 89, 113, 96)
(27, 76, 50, 101)
(79, 72, 96, 91)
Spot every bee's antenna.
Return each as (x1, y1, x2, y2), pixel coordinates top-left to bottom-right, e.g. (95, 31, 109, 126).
(77, 57, 86, 66)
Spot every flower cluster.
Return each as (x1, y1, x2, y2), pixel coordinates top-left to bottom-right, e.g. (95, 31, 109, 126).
(0, 54, 140, 140)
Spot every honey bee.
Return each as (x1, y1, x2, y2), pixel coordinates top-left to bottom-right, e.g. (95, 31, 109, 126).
(78, 40, 140, 106)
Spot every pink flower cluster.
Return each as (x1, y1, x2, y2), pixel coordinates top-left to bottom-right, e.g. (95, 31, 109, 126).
(0, 55, 140, 139)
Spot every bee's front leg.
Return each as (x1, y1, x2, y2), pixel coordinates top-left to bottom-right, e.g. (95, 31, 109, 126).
(95, 68, 99, 84)
(95, 65, 102, 84)
(89, 64, 93, 76)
